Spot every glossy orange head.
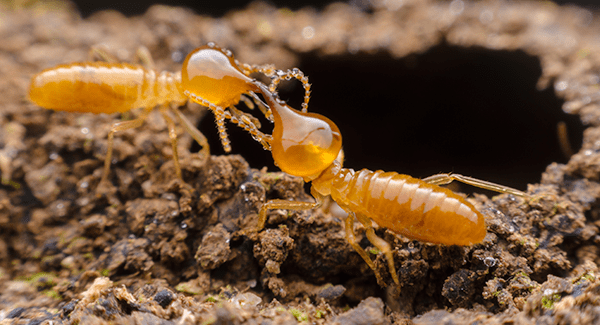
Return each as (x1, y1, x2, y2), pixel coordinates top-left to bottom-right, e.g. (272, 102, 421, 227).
(181, 44, 259, 108)
(260, 87, 342, 179)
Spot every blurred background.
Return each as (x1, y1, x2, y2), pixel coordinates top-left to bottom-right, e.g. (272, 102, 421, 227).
(71, 0, 600, 18)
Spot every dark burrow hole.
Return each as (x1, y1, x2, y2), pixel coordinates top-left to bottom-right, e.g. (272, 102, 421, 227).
(197, 44, 584, 194)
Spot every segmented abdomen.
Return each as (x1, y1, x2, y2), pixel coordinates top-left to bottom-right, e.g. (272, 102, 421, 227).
(330, 169, 486, 245)
(28, 62, 158, 114)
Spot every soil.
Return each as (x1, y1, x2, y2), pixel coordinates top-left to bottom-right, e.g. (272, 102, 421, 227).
(2, 0, 600, 324)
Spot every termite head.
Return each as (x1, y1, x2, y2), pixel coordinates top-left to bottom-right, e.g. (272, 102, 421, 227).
(182, 44, 259, 108)
(261, 87, 342, 179)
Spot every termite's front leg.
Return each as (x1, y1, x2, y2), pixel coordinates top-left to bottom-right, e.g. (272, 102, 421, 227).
(257, 187, 324, 231)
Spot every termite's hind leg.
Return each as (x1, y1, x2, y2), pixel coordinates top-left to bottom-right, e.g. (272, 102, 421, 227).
(343, 212, 387, 285)
(354, 212, 399, 285)
(98, 107, 152, 191)
(422, 173, 527, 198)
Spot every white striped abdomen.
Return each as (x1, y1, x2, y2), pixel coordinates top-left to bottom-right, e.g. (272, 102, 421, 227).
(29, 62, 184, 114)
(329, 169, 486, 245)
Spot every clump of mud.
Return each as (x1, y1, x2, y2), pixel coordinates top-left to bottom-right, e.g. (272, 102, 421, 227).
(2, 0, 600, 324)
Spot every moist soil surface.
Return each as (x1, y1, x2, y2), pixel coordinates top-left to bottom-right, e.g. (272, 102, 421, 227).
(3, 0, 600, 324)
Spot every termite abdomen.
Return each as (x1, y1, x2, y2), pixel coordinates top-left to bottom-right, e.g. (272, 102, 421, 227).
(29, 62, 161, 114)
(331, 169, 486, 246)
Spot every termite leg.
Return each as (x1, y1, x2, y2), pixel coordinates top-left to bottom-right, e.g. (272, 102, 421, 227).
(344, 212, 384, 284)
(257, 187, 324, 231)
(99, 107, 152, 188)
(159, 107, 182, 180)
(354, 212, 399, 285)
(88, 45, 119, 63)
(170, 104, 210, 165)
(557, 121, 574, 159)
(89, 45, 155, 70)
(422, 173, 527, 197)
(134, 46, 155, 70)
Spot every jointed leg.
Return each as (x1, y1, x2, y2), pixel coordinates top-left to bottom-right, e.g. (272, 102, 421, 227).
(422, 173, 527, 197)
(89, 45, 155, 70)
(99, 107, 152, 187)
(355, 213, 399, 285)
(170, 105, 210, 165)
(159, 107, 182, 180)
(89, 46, 119, 63)
(134, 46, 155, 70)
(257, 187, 325, 231)
(344, 213, 381, 283)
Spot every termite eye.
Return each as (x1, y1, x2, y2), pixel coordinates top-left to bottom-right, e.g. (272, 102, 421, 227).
(181, 46, 258, 108)
(270, 102, 342, 178)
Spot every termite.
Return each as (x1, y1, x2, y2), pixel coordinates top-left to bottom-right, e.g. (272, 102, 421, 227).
(183, 44, 528, 285)
(27, 45, 277, 188)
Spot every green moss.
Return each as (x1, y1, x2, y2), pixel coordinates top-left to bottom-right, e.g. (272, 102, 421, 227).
(20, 272, 56, 285)
(289, 308, 308, 322)
(315, 310, 324, 319)
(100, 269, 110, 277)
(205, 296, 219, 303)
(265, 173, 283, 181)
(541, 293, 561, 309)
(41, 255, 56, 263)
(1, 178, 21, 190)
(573, 271, 596, 285)
(369, 248, 380, 255)
(583, 272, 596, 281)
(43, 289, 61, 300)
(515, 271, 529, 278)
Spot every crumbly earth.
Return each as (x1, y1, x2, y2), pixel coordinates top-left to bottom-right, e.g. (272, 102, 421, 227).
(2, 0, 600, 324)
